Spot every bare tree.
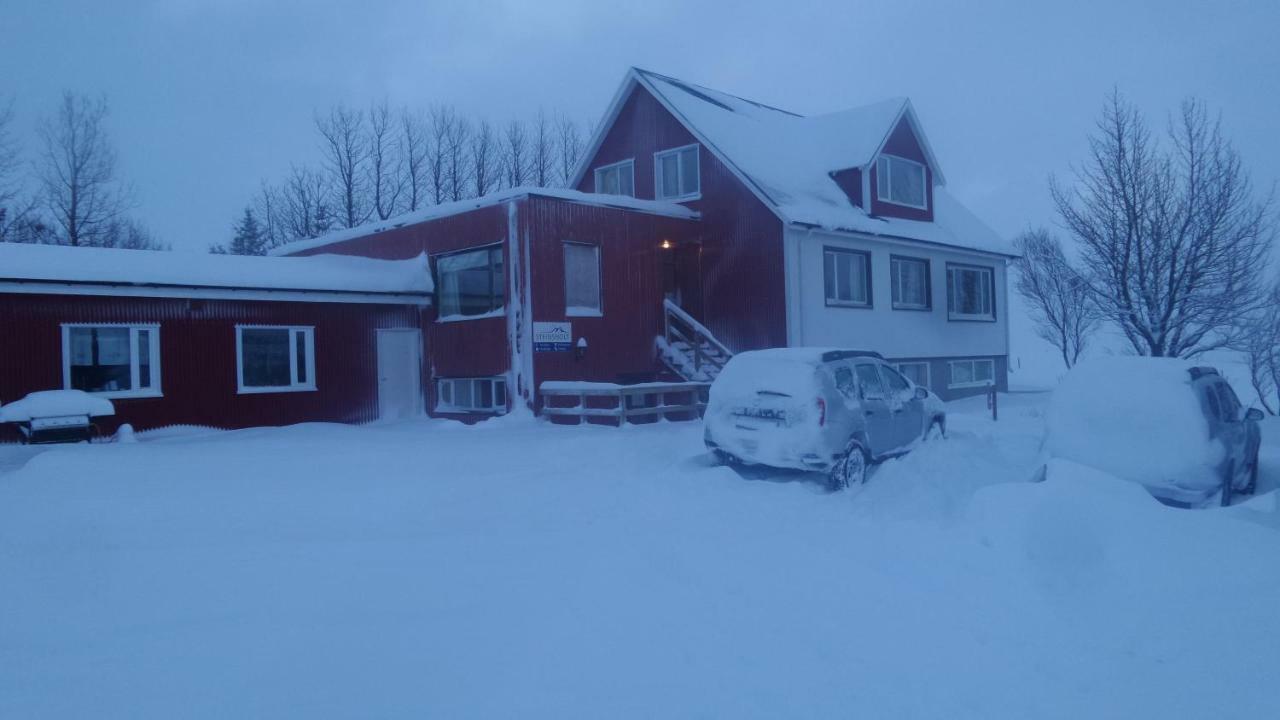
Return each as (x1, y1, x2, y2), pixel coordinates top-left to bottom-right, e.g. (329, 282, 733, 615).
(400, 108, 430, 212)
(502, 119, 529, 188)
(1243, 285, 1280, 414)
(470, 119, 500, 197)
(530, 110, 554, 188)
(366, 100, 404, 221)
(1052, 92, 1273, 358)
(1013, 228, 1101, 368)
(0, 95, 36, 242)
(316, 104, 369, 228)
(37, 92, 131, 246)
(555, 114, 583, 187)
(426, 105, 457, 205)
(268, 166, 331, 242)
(446, 113, 472, 201)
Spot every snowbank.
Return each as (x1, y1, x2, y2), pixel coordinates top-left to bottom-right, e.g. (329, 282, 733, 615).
(1045, 356, 1222, 490)
(0, 390, 114, 422)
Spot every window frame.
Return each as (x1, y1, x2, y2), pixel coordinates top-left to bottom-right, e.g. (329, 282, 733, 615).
(946, 263, 996, 322)
(433, 243, 506, 322)
(60, 323, 162, 399)
(235, 325, 316, 395)
(947, 358, 996, 389)
(653, 143, 701, 201)
(896, 361, 931, 390)
(823, 246, 873, 309)
(890, 254, 932, 311)
(593, 158, 635, 197)
(436, 376, 508, 414)
(875, 154, 929, 210)
(563, 241, 603, 317)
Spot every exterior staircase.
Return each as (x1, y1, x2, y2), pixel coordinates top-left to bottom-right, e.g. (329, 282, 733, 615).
(656, 299, 733, 382)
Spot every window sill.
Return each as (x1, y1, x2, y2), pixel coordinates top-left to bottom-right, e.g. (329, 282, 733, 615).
(947, 313, 996, 323)
(825, 300, 873, 310)
(435, 406, 506, 415)
(436, 309, 506, 324)
(892, 303, 932, 312)
(566, 308, 603, 318)
(658, 192, 701, 203)
(81, 389, 164, 401)
(876, 196, 929, 212)
(237, 385, 317, 395)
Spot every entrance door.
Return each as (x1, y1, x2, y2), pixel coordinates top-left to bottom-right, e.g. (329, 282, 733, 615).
(376, 329, 423, 421)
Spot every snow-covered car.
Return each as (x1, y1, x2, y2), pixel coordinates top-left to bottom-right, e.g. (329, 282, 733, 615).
(704, 348, 946, 490)
(1044, 357, 1263, 507)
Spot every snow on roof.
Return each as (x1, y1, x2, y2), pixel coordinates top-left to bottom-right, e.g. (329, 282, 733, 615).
(270, 186, 700, 256)
(623, 69, 1013, 257)
(0, 243, 433, 296)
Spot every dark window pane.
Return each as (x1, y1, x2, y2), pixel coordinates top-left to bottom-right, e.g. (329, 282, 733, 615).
(295, 331, 307, 384)
(241, 329, 291, 387)
(437, 248, 504, 317)
(137, 330, 152, 389)
(479, 379, 493, 408)
(69, 327, 132, 393)
(680, 147, 699, 194)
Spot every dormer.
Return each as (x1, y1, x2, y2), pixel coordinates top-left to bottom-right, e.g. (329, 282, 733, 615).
(866, 113, 936, 222)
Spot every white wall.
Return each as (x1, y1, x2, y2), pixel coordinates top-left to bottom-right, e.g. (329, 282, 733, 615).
(783, 227, 1009, 360)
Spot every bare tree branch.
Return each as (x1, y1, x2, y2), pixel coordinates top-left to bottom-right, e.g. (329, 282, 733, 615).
(1013, 228, 1102, 368)
(315, 104, 369, 228)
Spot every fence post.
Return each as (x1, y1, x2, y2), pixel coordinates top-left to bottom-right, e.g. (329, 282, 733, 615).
(988, 383, 998, 421)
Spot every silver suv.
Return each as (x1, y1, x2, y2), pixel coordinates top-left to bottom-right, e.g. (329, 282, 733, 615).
(704, 348, 946, 491)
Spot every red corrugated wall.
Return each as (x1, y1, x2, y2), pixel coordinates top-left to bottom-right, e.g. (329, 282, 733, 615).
(0, 293, 421, 441)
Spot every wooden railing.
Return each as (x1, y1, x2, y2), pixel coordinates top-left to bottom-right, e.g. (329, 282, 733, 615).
(661, 298, 732, 381)
(539, 381, 710, 426)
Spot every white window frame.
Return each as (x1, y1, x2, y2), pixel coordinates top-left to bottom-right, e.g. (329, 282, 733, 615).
(653, 143, 701, 201)
(947, 263, 996, 321)
(563, 241, 603, 317)
(896, 361, 931, 390)
(433, 243, 505, 322)
(948, 358, 996, 389)
(593, 158, 635, 197)
(235, 325, 316, 394)
(890, 255, 931, 310)
(61, 323, 162, 399)
(823, 247, 872, 308)
(436, 376, 507, 414)
(876, 154, 929, 210)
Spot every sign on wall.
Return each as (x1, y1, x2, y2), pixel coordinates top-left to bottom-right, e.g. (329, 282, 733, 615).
(533, 322, 573, 352)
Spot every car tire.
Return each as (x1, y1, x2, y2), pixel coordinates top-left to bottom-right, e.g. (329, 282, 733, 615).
(713, 449, 738, 467)
(924, 419, 945, 442)
(1221, 460, 1236, 507)
(829, 441, 869, 492)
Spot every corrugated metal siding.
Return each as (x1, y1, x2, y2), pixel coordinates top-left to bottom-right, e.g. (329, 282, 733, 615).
(869, 117, 935, 222)
(0, 293, 420, 441)
(575, 85, 788, 353)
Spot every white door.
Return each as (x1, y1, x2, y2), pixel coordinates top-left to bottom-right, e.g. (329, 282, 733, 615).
(376, 329, 423, 421)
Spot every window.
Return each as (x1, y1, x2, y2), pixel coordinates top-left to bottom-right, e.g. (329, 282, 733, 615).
(436, 245, 504, 319)
(833, 365, 857, 399)
(880, 365, 912, 394)
(896, 362, 930, 389)
(1215, 382, 1241, 422)
(876, 154, 928, 209)
(947, 264, 995, 320)
(654, 144, 700, 200)
(62, 324, 161, 398)
(437, 377, 507, 414)
(824, 248, 871, 307)
(564, 242, 602, 316)
(593, 159, 635, 197)
(948, 358, 995, 389)
(891, 256, 930, 310)
(237, 326, 315, 393)
(855, 363, 885, 398)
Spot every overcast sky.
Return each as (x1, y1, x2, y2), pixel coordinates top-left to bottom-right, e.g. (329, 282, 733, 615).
(4, 0, 1278, 254)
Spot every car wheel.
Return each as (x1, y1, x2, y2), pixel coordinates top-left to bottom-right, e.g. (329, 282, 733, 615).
(924, 419, 944, 442)
(1221, 460, 1236, 507)
(713, 449, 738, 467)
(829, 441, 869, 491)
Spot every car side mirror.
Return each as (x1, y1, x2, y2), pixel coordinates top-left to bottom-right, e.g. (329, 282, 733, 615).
(914, 387, 929, 400)
(1245, 408, 1265, 422)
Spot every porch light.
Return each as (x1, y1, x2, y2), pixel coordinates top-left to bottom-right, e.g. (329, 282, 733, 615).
(660, 239, 674, 250)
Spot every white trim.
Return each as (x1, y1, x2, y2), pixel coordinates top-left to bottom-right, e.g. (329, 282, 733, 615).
(947, 358, 995, 389)
(1, 281, 429, 305)
(876, 154, 929, 210)
(946, 264, 996, 321)
(235, 325, 317, 394)
(895, 361, 931, 390)
(593, 158, 635, 197)
(653, 143, 702, 202)
(60, 323, 163, 399)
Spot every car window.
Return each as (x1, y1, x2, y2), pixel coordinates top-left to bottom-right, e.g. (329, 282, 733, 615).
(1216, 383, 1240, 422)
(1203, 386, 1222, 421)
(880, 365, 911, 394)
(832, 365, 857, 399)
(855, 363, 885, 398)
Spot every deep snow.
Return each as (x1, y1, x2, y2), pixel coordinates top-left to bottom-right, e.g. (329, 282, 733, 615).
(2, 394, 1279, 718)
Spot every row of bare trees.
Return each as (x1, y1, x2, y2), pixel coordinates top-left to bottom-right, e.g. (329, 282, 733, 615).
(0, 92, 164, 249)
(216, 103, 589, 254)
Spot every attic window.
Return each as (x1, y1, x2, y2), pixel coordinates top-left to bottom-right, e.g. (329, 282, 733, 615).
(594, 159, 635, 197)
(654, 144, 700, 201)
(876, 155, 927, 210)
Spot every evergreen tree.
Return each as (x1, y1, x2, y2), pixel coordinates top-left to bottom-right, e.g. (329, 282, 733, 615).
(212, 206, 268, 255)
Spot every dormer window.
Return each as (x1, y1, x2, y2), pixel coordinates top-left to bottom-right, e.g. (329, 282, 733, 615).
(594, 159, 635, 197)
(876, 155, 927, 209)
(654, 144, 700, 201)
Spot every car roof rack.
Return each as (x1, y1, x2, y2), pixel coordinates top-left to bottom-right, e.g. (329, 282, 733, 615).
(1188, 366, 1219, 380)
(821, 350, 884, 362)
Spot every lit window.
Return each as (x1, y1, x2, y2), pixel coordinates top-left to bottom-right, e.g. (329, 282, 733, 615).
(237, 326, 315, 393)
(593, 159, 635, 197)
(891, 256, 930, 310)
(564, 242, 602, 316)
(436, 246, 504, 319)
(948, 359, 995, 388)
(654, 145, 700, 200)
(62, 324, 161, 398)
(437, 377, 507, 414)
(947, 264, 995, 320)
(824, 248, 871, 307)
(876, 155, 927, 209)
(896, 362, 930, 389)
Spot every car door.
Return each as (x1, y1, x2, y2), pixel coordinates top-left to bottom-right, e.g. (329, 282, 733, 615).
(879, 363, 924, 449)
(853, 361, 895, 458)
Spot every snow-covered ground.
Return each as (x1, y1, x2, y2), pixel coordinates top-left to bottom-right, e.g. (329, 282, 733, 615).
(2, 395, 1279, 718)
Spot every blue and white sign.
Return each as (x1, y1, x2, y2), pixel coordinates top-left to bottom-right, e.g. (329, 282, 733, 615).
(533, 321, 573, 352)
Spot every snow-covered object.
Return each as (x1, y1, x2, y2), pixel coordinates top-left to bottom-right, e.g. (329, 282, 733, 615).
(0, 243, 433, 296)
(0, 390, 114, 423)
(115, 424, 137, 444)
(1045, 356, 1223, 492)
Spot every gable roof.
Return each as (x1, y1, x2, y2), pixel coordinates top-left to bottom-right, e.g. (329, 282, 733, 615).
(573, 68, 1012, 257)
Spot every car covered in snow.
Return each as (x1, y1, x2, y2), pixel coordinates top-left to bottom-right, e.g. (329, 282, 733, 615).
(704, 348, 946, 490)
(1044, 357, 1264, 507)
